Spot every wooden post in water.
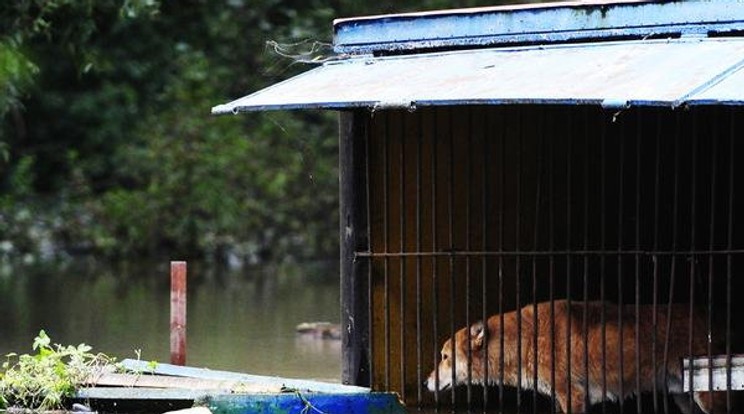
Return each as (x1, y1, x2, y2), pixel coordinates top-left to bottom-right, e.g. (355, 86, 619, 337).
(170, 261, 187, 366)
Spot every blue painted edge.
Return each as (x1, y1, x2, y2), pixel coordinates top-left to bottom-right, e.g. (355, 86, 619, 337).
(333, 1, 744, 54)
(205, 392, 405, 414)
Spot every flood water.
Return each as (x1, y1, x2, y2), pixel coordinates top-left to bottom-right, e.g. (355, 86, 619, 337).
(0, 259, 341, 382)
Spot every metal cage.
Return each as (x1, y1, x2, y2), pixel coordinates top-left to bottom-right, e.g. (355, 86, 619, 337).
(342, 105, 744, 413)
(212, 1, 744, 413)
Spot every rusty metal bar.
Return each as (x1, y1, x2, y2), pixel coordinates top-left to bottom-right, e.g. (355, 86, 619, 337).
(515, 107, 523, 413)
(634, 111, 644, 414)
(651, 111, 662, 414)
(498, 108, 506, 414)
(482, 107, 490, 409)
(364, 112, 374, 390)
(465, 108, 474, 409)
(634, 110, 643, 414)
(357, 249, 744, 258)
(531, 110, 544, 413)
(617, 109, 626, 414)
(415, 111, 423, 405)
(582, 107, 591, 413)
(399, 111, 407, 403)
(431, 109, 441, 407)
(548, 109, 557, 414)
(662, 112, 683, 414)
(564, 108, 573, 414)
(600, 113, 608, 414)
(448, 108, 457, 405)
(726, 109, 735, 413)
(383, 113, 391, 391)
(687, 113, 698, 413)
(706, 114, 719, 400)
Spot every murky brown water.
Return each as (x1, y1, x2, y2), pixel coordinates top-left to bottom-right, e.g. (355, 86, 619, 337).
(0, 259, 341, 382)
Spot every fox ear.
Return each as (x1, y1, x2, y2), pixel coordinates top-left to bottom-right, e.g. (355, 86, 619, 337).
(470, 321, 486, 350)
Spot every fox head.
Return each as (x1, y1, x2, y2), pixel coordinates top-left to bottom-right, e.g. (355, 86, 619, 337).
(425, 321, 487, 392)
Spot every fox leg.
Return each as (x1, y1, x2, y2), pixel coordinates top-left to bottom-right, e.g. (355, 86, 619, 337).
(555, 385, 588, 413)
(693, 391, 728, 414)
(672, 393, 726, 414)
(672, 394, 698, 414)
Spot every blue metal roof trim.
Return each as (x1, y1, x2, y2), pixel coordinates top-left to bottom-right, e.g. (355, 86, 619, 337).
(333, 0, 744, 55)
(211, 37, 744, 115)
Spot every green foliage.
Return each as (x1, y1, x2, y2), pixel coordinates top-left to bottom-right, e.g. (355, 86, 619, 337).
(0, 330, 115, 410)
(0, 41, 37, 115)
(0, 0, 517, 263)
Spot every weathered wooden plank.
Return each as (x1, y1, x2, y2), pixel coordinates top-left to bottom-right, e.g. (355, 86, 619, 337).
(84, 372, 281, 393)
(76, 387, 215, 401)
(682, 354, 744, 392)
(120, 360, 370, 394)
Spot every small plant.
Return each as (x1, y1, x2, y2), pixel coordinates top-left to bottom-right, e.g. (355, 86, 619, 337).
(0, 330, 115, 410)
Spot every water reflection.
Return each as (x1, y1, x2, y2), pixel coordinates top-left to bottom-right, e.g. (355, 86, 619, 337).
(0, 259, 341, 382)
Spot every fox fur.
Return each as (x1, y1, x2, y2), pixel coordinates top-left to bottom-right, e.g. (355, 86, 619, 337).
(425, 300, 729, 413)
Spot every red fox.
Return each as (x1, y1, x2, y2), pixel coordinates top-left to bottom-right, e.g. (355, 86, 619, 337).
(425, 300, 728, 413)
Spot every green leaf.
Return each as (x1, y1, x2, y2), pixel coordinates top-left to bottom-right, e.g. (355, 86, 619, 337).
(32, 330, 51, 351)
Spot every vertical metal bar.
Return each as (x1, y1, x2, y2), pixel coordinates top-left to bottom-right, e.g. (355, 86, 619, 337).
(582, 107, 591, 413)
(662, 112, 683, 414)
(383, 113, 391, 391)
(482, 107, 490, 409)
(616, 110, 625, 414)
(548, 109, 556, 414)
(565, 108, 573, 414)
(531, 109, 544, 414)
(431, 109, 440, 407)
(687, 113, 698, 414)
(365, 110, 375, 391)
(416, 111, 423, 405)
(466, 108, 473, 409)
(498, 108, 506, 414)
(634, 110, 643, 414)
(600, 113, 608, 414)
(706, 112, 719, 400)
(399, 112, 407, 404)
(652, 111, 662, 414)
(448, 108, 457, 405)
(515, 107, 523, 413)
(726, 109, 735, 414)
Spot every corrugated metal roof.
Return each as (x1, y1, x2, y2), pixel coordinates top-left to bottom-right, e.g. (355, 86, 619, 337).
(686, 64, 744, 105)
(212, 38, 744, 115)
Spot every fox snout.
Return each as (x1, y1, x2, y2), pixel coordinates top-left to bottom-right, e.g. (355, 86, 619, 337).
(424, 371, 453, 392)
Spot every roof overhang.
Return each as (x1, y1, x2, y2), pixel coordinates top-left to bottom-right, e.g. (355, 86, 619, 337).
(212, 0, 744, 115)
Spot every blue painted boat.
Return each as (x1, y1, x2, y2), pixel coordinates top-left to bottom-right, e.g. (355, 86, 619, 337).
(205, 392, 405, 414)
(76, 360, 404, 414)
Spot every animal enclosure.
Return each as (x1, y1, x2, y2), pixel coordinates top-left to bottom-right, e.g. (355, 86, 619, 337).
(212, 1, 744, 413)
(341, 105, 744, 413)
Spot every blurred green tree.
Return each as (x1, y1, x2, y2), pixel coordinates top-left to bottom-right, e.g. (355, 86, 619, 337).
(0, 0, 512, 263)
